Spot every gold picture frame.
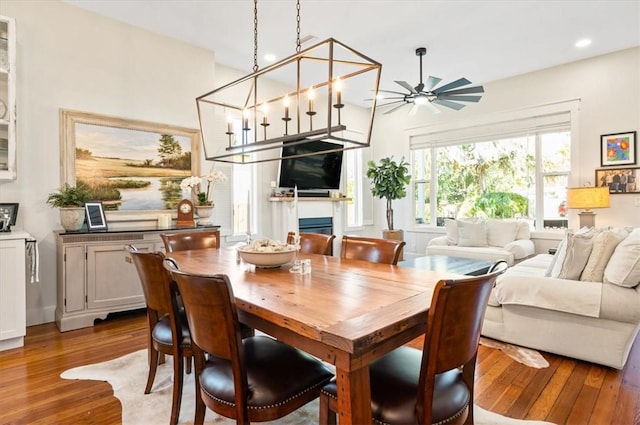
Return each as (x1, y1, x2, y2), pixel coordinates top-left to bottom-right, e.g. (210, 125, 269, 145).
(60, 109, 201, 220)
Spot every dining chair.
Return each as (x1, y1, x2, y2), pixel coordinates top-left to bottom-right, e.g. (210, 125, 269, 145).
(161, 229, 254, 338)
(488, 259, 509, 274)
(340, 235, 406, 265)
(286, 231, 336, 255)
(319, 267, 506, 425)
(164, 260, 335, 425)
(126, 245, 192, 425)
(161, 229, 220, 252)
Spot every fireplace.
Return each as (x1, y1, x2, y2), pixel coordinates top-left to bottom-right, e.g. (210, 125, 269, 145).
(299, 217, 333, 235)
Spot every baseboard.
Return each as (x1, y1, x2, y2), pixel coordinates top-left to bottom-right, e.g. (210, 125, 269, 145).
(27, 305, 56, 326)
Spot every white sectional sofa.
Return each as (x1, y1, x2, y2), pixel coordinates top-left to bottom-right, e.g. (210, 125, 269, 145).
(427, 218, 535, 266)
(482, 227, 640, 369)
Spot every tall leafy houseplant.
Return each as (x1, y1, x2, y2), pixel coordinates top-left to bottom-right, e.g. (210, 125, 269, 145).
(47, 183, 91, 231)
(366, 157, 411, 231)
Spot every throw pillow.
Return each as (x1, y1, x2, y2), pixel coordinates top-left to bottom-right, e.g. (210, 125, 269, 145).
(487, 219, 519, 247)
(515, 220, 531, 241)
(580, 229, 628, 282)
(545, 238, 566, 277)
(604, 228, 640, 288)
(549, 228, 597, 280)
(444, 219, 458, 245)
(457, 220, 489, 247)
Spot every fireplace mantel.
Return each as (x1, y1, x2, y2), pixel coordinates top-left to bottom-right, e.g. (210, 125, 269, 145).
(267, 197, 351, 255)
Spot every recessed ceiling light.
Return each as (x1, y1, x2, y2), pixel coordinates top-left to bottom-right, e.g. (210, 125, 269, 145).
(264, 53, 276, 62)
(575, 38, 592, 48)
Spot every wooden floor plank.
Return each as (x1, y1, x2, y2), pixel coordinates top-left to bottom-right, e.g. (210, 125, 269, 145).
(0, 310, 638, 425)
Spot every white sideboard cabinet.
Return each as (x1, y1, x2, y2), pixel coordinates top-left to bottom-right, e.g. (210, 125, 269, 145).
(0, 231, 29, 351)
(55, 226, 219, 332)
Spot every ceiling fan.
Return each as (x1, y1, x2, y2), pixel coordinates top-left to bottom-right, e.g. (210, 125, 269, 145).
(377, 47, 484, 115)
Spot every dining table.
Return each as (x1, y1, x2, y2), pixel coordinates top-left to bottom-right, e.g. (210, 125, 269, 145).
(165, 247, 464, 425)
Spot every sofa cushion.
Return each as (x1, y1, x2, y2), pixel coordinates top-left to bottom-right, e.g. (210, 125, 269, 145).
(549, 228, 596, 279)
(487, 219, 519, 247)
(604, 228, 640, 288)
(515, 220, 531, 241)
(457, 220, 488, 247)
(444, 219, 459, 245)
(426, 245, 516, 266)
(581, 229, 628, 282)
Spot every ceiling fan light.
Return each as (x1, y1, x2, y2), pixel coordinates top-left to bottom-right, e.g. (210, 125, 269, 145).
(414, 94, 429, 105)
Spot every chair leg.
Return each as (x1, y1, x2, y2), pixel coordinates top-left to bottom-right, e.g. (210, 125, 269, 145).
(170, 353, 184, 425)
(185, 356, 192, 374)
(319, 393, 337, 425)
(145, 345, 159, 394)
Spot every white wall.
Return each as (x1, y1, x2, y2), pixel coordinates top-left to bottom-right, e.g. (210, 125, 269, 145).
(370, 47, 640, 256)
(1, 0, 218, 325)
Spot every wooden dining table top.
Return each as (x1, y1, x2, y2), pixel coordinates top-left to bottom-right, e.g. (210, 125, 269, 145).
(165, 247, 464, 424)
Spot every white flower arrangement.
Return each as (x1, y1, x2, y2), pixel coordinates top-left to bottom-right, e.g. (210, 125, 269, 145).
(180, 169, 228, 206)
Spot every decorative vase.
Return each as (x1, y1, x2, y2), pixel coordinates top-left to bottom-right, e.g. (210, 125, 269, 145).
(60, 207, 85, 232)
(196, 205, 214, 225)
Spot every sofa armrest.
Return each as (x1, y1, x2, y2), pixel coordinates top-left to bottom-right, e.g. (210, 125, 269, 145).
(427, 235, 449, 247)
(504, 239, 535, 260)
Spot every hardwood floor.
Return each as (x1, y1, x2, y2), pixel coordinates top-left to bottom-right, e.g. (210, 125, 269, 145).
(0, 310, 638, 425)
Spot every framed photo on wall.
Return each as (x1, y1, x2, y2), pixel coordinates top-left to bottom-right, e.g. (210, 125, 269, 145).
(600, 131, 636, 167)
(595, 167, 639, 194)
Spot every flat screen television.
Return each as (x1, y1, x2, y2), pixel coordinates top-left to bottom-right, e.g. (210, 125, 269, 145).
(278, 140, 343, 190)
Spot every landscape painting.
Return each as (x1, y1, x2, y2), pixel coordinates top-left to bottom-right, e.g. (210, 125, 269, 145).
(61, 110, 200, 212)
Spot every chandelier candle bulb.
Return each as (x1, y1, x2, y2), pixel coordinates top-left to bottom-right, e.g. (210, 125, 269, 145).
(283, 96, 290, 119)
(242, 109, 249, 130)
(335, 78, 343, 106)
(307, 88, 315, 113)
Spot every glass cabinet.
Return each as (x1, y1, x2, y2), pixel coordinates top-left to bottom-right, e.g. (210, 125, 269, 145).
(0, 16, 16, 181)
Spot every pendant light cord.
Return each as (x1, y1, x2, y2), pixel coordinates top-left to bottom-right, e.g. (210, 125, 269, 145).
(253, 0, 259, 72)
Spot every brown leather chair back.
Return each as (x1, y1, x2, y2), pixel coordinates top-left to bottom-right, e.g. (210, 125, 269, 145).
(416, 270, 503, 423)
(161, 230, 220, 252)
(340, 235, 405, 265)
(127, 246, 173, 321)
(287, 232, 336, 255)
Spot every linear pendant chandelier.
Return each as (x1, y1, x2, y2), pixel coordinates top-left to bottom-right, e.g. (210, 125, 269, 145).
(196, 0, 382, 164)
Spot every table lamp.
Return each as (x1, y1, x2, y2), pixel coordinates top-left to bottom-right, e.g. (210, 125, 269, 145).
(566, 186, 610, 228)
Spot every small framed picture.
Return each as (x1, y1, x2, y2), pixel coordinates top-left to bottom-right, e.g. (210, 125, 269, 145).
(85, 202, 108, 231)
(601, 131, 636, 167)
(595, 167, 639, 194)
(0, 203, 19, 231)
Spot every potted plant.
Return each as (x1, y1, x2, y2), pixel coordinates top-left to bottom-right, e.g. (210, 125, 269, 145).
(180, 169, 228, 224)
(366, 157, 411, 241)
(47, 183, 91, 231)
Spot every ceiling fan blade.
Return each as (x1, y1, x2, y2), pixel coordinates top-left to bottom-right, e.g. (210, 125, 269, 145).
(433, 78, 472, 94)
(437, 95, 483, 103)
(394, 80, 418, 94)
(437, 85, 484, 96)
(376, 89, 410, 96)
(432, 99, 466, 110)
(424, 76, 442, 92)
(384, 103, 410, 115)
(424, 101, 441, 114)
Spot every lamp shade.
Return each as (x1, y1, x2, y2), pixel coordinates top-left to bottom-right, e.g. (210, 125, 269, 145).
(566, 187, 611, 210)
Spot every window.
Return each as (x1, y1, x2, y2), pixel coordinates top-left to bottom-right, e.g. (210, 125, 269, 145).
(409, 102, 577, 230)
(344, 148, 364, 227)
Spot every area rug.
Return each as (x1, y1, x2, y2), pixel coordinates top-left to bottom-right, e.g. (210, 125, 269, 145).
(479, 337, 550, 369)
(61, 350, 556, 425)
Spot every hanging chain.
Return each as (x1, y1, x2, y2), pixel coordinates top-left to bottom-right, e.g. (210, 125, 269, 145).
(295, 0, 301, 52)
(253, 0, 259, 72)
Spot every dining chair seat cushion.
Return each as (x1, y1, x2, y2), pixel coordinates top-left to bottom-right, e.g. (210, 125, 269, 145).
(152, 314, 192, 349)
(200, 336, 333, 411)
(321, 346, 470, 424)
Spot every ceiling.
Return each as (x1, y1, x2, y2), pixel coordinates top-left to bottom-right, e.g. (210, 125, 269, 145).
(64, 0, 639, 89)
